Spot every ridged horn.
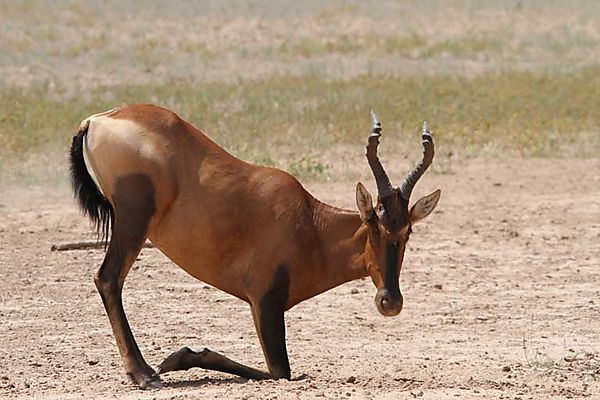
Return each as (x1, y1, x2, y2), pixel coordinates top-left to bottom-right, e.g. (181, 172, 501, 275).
(365, 111, 393, 200)
(399, 121, 435, 201)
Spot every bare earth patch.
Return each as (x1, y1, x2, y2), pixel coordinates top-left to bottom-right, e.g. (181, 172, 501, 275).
(0, 158, 598, 399)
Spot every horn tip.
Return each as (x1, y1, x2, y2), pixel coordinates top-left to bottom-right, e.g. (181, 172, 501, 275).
(370, 110, 381, 126)
(422, 120, 430, 134)
(370, 110, 382, 135)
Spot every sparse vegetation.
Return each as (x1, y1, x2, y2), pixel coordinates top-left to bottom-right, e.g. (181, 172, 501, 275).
(1, 68, 599, 167)
(422, 35, 504, 59)
(0, 0, 599, 185)
(287, 156, 329, 180)
(522, 318, 600, 384)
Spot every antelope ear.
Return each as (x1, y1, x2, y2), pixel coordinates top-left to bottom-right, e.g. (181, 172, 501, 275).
(355, 182, 374, 222)
(409, 189, 441, 224)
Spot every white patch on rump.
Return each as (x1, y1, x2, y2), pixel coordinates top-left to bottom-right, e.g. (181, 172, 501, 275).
(82, 133, 105, 197)
(78, 107, 120, 197)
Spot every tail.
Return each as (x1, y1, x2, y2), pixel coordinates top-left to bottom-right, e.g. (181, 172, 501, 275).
(69, 122, 113, 245)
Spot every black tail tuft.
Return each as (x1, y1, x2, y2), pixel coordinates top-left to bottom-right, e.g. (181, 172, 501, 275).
(70, 124, 113, 246)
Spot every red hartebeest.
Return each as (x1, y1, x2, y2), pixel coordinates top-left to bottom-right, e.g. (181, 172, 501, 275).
(69, 104, 440, 389)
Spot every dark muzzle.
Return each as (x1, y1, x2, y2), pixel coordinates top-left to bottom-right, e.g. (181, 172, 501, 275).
(375, 288, 403, 316)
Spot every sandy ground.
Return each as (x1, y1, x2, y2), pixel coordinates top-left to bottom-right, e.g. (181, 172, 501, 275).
(0, 158, 599, 399)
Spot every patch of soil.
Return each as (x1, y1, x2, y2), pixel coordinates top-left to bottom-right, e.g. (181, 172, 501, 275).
(0, 158, 599, 399)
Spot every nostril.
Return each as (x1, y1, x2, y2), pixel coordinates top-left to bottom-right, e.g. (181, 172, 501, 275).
(381, 298, 391, 310)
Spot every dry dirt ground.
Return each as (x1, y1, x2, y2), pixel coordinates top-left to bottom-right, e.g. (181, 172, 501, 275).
(0, 158, 599, 400)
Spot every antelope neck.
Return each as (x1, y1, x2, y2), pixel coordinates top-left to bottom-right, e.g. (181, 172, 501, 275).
(311, 201, 369, 289)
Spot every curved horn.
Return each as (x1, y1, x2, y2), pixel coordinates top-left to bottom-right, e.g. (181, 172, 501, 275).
(366, 110, 393, 199)
(400, 121, 435, 201)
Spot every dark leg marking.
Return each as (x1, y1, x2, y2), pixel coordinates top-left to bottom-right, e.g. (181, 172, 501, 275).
(94, 174, 162, 389)
(256, 264, 291, 379)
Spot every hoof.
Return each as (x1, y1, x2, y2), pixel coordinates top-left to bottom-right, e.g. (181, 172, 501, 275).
(139, 376, 166, 390)
(128, 371, 165, 390)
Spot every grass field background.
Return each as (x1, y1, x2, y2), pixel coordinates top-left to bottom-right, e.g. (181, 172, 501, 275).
(1, 0, 599, 184)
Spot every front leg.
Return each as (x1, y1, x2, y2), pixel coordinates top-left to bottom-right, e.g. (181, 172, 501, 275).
(155, 297, 290, 381)
(154, 296, 290, 381)
(156, 265, 291, 381)
(251, 265, 291, 379)
(155, 346, 270, 380)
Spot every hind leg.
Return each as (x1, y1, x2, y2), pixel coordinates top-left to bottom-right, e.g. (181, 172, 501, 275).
(94, 174, 163, 389)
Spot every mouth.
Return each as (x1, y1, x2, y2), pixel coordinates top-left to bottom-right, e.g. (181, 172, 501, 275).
(375, 293, 403, 317)
(376, 302, 402, 317)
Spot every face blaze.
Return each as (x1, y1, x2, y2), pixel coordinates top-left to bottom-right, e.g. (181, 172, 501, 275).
(378, 240, 403, 316)
(357, 113, 441, 317)
(365, 190, 409, 317)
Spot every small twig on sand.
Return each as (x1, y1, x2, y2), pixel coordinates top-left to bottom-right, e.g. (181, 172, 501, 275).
(50, 240, 156, 251)
(393, 377, 425, 383)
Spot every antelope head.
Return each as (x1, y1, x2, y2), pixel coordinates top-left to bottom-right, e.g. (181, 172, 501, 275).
(356, 112, 441, 317)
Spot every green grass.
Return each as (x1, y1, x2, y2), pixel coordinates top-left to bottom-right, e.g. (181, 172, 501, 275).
(1, 67, 599, 176)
